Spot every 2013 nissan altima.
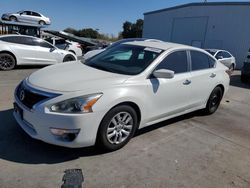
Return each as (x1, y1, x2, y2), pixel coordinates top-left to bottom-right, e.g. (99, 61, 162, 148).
(13, 40, 230, 151)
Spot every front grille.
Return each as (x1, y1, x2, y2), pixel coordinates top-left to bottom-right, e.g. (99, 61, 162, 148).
(16, 82, 49, 109)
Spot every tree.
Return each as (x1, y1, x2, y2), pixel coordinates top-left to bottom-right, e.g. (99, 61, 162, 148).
(121, 19, 144, 38)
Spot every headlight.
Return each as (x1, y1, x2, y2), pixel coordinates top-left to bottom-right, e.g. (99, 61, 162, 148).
(50, 93, 102, 113)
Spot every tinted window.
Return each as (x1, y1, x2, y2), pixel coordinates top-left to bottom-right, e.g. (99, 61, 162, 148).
(191, 51, 215, 71)
(85, 44, 162, 75)
(0, 36, 33, 45)
(32, 12, 41, 17)
(156, 51, 188, 74)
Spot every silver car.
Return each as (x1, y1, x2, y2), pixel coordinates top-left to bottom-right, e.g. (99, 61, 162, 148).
(2, 10, 51, 25)
(206, 49, 236, 71)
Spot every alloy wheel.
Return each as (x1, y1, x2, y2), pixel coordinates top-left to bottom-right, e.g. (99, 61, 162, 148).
(106, 112, 133, 145)
(0, 55, 15, 70)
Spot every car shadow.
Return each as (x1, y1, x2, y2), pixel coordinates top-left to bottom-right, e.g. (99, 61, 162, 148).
(230, 74, 250, 89)
(0, 108, 205, 165)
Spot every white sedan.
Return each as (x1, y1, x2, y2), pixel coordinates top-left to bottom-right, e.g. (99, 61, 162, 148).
(13, 40, 230, 151)
(2, 10, 51, 25)
(205, 49, 236, 71)
(0, 35, 76, 70)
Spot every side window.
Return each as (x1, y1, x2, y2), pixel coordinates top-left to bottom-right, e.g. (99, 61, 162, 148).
(215, 51, 223, 59)
(32, 12, 41, 17)
(222, 51, 231, 58)
(191, 51, 214, 71)
(34, 39, 53, 48)
(0, 36, 33, 45)
(156, 51, 188, 74)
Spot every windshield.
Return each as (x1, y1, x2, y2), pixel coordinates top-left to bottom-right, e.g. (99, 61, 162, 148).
(84, 44, 163, 75)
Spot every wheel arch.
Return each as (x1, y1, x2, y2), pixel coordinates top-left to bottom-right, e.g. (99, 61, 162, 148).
(216, 84, 225, 96)
(0, 51, 17, 64)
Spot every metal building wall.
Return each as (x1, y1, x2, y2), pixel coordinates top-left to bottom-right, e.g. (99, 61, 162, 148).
(143, 5, 250, 68)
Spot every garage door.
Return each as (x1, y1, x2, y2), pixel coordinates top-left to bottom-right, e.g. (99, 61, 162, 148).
(171, 17, 208, 48)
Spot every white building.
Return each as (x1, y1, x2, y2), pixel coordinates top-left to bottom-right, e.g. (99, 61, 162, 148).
(143, 2, 250, 68)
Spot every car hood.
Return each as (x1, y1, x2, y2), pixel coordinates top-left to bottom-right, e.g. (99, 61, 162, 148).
(27, 61, 129, 92)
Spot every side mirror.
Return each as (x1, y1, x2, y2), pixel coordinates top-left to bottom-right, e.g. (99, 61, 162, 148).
(152, 69, 175, 79)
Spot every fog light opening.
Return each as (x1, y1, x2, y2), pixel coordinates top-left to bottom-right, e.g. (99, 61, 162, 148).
(50, 128, 80, 142)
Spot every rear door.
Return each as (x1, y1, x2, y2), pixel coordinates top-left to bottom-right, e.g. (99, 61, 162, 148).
(189, 50, 217, 107)
(32, 38, 61, 64)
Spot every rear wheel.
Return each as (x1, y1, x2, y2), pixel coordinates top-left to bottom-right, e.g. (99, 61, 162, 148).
(204, 87, 223, 115)
(39, 20, 46, 25)
(0, 53, 16, 70)
(97, 105, 138, 151)
(9, 16, 17, 22)
(229, 64, 235, 72)
(63, 55, 76, 62)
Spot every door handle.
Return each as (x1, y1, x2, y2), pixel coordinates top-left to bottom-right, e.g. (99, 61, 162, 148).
(210, 73, 216, 78)
(183, 79, 191, 85)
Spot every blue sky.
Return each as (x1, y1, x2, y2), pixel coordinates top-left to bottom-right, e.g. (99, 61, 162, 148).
(1, 0, 249, 36)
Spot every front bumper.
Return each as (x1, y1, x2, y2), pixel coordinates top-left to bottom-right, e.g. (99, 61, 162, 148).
(1, 15, 10, 20)
(13, 96, 105, 148)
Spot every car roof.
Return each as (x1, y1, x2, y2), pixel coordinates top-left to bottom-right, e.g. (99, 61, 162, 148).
(0, 34, 40, 40)
(124, 40, 197, 51)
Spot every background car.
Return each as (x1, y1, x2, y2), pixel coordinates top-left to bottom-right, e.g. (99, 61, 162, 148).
(2, 10, 51, 25)
(45, 37, 83, 57)
(0, 35, 76, 70)
(83, 38, 163, 60)
(13, 40, 230, 151)
(205, 49, 236, 71)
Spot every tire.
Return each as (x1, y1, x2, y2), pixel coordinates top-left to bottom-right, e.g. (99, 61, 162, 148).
(241, 75, 248, 83)
(39, 20, 46, 25)
(0, 53, 16, 71)
(69, 50, 76, 55)
(229, 64, 235, 72)
(204, 87, 223, 115)
(9, 16, 17, 22)
(97, 105, 138, 151)
(63, 55, 76, 62)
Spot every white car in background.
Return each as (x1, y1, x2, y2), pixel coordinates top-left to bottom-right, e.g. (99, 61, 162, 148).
(83, 38, 163, 60)
(45, 37, 83, 57)
(205, 49, 236, 71)
(0, 35, 76, 70)
(13, 40, 230, 151)
(2, 10, 51, 25)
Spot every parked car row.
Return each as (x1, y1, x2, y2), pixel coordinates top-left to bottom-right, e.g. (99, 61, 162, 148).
(0, 35, 76, 70)
(2, 10, 51, 25)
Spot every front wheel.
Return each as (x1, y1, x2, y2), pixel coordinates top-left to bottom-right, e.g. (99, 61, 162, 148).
(39, 20, 46, 25)
(204, 87, 223, 115)
(97, 105, 138, 151)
